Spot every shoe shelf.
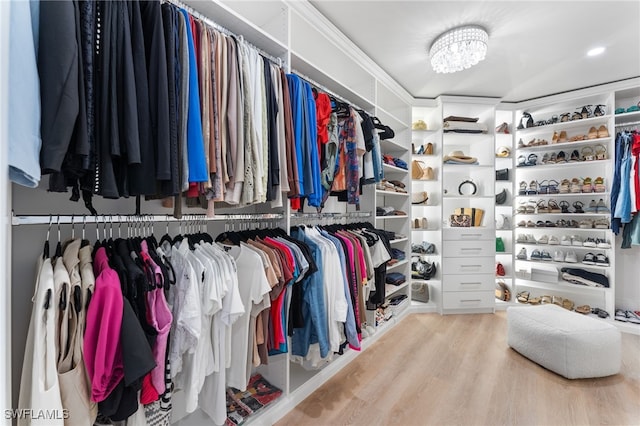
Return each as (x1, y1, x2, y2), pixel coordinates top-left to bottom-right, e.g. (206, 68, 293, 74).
(516, 226, 612, 231)
(412, 129, 439, 136)
(376, 215, 409, 220)
(382, 163, 409, 174)
(614, 110, 640, 125)
(515, 192, 610, 199)
(515, 213, 611, 217)
(515, 242, 611, 251)
(516, 159, 608, 170)
(515, 277, 611, 294)
(390, 237, 409, 244)
(515, 258, 611, 269)
(412, 154, 436, 159)
(380, 138, 409, 152)
(516, 114, 612, 136)
(387, 259, 409, 271)
(443, 195, 495, 200)
(411, 179, 438, 183)
(442, 164, 495, 169)
(411, 227, 439, 232)
(496, 251, 513, 255)
(375, 189, 409, 197)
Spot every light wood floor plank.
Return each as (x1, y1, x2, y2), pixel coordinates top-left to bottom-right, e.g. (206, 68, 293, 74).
(276, 312, 640, 426)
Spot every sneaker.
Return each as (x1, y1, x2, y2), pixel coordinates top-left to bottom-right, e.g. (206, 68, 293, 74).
(553, 250, 565, 262)
(530, 249, 543, 261)
(594, 253, 610, 266)
(571, 235, 583, 246)
(596, 199, 610, 213)
(565, 251, 578, 263)
(516, 248, 528, 260)
(537, 234, 548, 245)
(615, 309, 628, 322)
(548, 235, 560, 245)
(516, 234, 528, 243)
(596, 238, 611, 249)
(540, 250, 553, 261)
(527, 234, 537, 244)
(582, 252, 596, 265)
(560, 235, 572, 246)
(586, 200, 597, 212)
(583, 237, 597, 248)
(626, 311, 640, 324)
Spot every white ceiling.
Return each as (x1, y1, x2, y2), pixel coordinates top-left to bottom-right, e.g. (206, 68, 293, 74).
(309, 0, 640, 102)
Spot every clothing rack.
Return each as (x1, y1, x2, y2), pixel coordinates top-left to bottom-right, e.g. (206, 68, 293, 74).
(291, 70, 368, 113)
(290, 211, 372, 225)
(11, 213, 284, 226)
(615, 120, 640, 128)
(164, 0, 285, 68)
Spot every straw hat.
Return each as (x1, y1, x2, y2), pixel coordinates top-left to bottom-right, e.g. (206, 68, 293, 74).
(443, 150, 478, 163)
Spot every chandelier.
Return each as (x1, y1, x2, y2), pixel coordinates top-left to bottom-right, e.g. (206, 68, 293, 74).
(429, 25, 488, 74)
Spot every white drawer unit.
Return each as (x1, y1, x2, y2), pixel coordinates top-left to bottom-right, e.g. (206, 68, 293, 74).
(442, 291, 496, 310)
(442, 256, 495, 275)
(442, 274, 494, 292)
(443, 227, 495, 241)
(442, 240, 495, 258)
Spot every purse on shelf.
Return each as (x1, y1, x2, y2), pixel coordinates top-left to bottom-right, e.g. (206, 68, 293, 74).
(411, 281, 430, 303)
(453, 208, 484, 227)
(411, 257, 436, 280)
(450, 214, 471, 227)
(495, 188, 507, 205)
(495, 168, 509, 181)
(496, 237, 505, 252)
(495, 281, 511, 301)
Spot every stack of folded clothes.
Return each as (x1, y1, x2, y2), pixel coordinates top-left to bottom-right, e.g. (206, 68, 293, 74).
(561, 267, 609, 288)
(443, 115, 488, 134)
(385, 272, 406, 286)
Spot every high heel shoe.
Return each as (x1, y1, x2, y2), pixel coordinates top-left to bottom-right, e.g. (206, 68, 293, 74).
(416, 144, 425, 155)
(424, 142, 433, 155)
(551, 131, 559, 144)
(411, 160, 434, 180)
(597, 125, 609, 138)
(558, 130, 568, 143)
(580, 105, 593, 119)
(594, 104, 606, 117)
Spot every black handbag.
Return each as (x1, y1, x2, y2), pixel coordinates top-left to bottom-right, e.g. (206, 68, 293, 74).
(411, 258, 436, 280)
(495, 168, 509, 181)
(495, 188, 507, 205)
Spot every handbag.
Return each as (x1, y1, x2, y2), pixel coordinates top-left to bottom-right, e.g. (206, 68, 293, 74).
(411, 258, 436, 280)
(411, 281, 430, 303)
(495, 168, 509, 181)
(453, 208, 484, 227)
(496, 237, 505, 252)
(450, 214, 471, 227)
(495, 188, 507, 205)
(495, 281, 511, 301)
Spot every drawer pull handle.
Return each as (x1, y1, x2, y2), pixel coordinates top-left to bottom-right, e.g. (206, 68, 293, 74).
(461, 299, 482, 303)
(461, 234, 482, 237)
(461, 265, 482, 268)
(460, 248, 481, 251)
(460, 282, 481, 285)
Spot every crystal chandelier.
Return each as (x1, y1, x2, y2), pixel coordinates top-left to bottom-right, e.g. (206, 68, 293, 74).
(429, 25, 488, 74)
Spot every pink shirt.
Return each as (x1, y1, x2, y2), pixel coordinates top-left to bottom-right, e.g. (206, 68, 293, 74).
(83, 247, 124, 402)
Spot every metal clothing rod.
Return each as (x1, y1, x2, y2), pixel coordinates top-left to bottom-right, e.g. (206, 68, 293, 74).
(290, 70, 368, 113)
(615, 120, 640, 127)
(12, 213, 284, 226)
(290, 212, 372, 219)
(165, 0, 285, 67)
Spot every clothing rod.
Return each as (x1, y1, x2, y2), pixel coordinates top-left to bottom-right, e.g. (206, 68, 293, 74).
(290, 70, 368, 113)
(615, 120, 640, 127)
(12, 213, 284, 226)
(164, 0, 285, 67)
(290, 212, 372, 219)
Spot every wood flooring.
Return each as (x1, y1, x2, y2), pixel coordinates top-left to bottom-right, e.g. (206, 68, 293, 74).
(276, 312, 640, 426)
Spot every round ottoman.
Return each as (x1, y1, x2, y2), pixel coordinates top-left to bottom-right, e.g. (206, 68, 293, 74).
(507, 304, 621, 379)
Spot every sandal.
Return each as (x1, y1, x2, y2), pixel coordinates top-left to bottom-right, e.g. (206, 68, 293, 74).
(570, 177, 583, 193)
(538, 180, 549, 194)
(518, 181, 528, 196)
(558, 130, 568, 143)
(551, 131, 559, 144)
(424, 142, 434, 155)
(559, 179, 570, 194)
(548, 152, 557, 164)
(517, 155, 527, 167)
(597, 125, 609, 139)
(573, 201, 585, 213)
(594, 104, 606, 117)
(536, 200, 549, 213)
(559, 200, 571, 213)
(556, 150, 567, 163)
(527, 153, 538, 166)
(575, 305, 591, 314)
(562, 298, 575, 311)
(548, 199, 562, 213)
(594, 218, 609, 229)
(517, 201, 528, 214)
(541, 153, 550, 164)
(588, 126, 598, 139)
(516, 291, 530, 304)
(526, 200, 537, 214)
(581, 146, 595, 161)
(579, 219, 594, 229)
(580, 105, 593, 119)
(582, 177, 593, 193)
(529, 297, 542, 305)
(571, 111, 582, 121)
(559, 113, 570, 122)
(528, 180, 539, 195)
(593, 176, 606, 193)
(541, 295, 552, 304)
(595, 144, 607, 160)
(547, 179, 560, 194)
(569, 149, 580, 162)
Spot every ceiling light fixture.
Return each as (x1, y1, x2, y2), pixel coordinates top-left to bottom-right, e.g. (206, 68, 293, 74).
(587, 46, 605, 57)
(429, 25, 488, 74)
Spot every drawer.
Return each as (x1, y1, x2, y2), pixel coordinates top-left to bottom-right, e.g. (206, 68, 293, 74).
(442, 257, 494, 275)
(442, 240, 495, 258)
(443, 228, 494, 241)
(442, 291, 495, 309)
(443, 274, 494, 292)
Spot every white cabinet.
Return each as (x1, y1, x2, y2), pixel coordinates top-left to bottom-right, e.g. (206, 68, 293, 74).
(439, 97, 498, 314)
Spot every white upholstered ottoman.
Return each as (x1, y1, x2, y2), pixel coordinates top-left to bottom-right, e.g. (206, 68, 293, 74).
(507, 304, 621, 379)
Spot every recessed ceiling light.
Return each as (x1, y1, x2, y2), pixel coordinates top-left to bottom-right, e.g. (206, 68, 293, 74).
(587, 47, 605, 57)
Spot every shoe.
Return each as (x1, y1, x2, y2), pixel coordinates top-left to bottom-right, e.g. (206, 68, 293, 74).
(582, 252, 596, 265)
(553, 250, 565, 262)
(424, 142, 434, 155)
(596, 238, 611, 249)
(559, 200, 571, 213)
(597, 125, 609, 138)
(540, 250, 552, 261)
(573, 201, 585, 213)
(516, 234, 528, 243)
(560, 235, 572, 246)
(548, 235, 560, 245)
(593, 307, 609, 318)
(579, 219, 594, 229)
(565, 251, 578, 263)
(571, 235, 583, 246)
(595, 144, 607, 160)
(626, 311, 640, 324)
(575, 305, 591, 314)
(516, 291, 530, 303)
(582, 237, 597, 248)
(569, 149, 581, 162)
(558, 131, 568, 143)
(527, 234, 537, 244)
(594, 253, 610, 266)
(421, 218, 428, 229)
(547, 199, 562, 213)
(593, 176, 606, 193)
(518, 181, 528, 196)
(586, 200, 597, 213)
(411, 160, 434, 180)
(551, 131, 559, 144)
(516, 248, 528, 260)
(570, 178, 583, 194)
(536, 200, 549, 214)
(588, 126, 599, 139)
(594, 104, 606, 116)
(582, 177, 593, 193)
(615, 309, 628, 322)
(537, 234, 549, 244)
(594, 218, 609, 229)
(581, 146, 595, 161)
(559, 178, 570, 194)
(596, 199, 609, 213)
(416, 144, 425, 155)
(530, 249, 543, 261)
